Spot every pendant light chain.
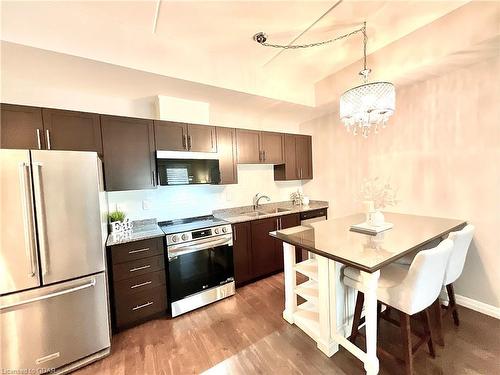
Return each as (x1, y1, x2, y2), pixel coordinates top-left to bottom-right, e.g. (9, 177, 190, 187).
(363, 21, 367, 71)
(254, 23, 366, 50)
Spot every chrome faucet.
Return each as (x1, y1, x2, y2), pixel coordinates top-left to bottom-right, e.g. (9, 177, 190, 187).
(253, 193, 270, 210)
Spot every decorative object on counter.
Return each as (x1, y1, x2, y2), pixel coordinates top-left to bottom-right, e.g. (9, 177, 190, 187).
(360, 177, 399, 226)
(350, 221, 394, 235)
(302, 196, 310, 206)
(290, 190, 304, 206)
(108, 210, 132, 233)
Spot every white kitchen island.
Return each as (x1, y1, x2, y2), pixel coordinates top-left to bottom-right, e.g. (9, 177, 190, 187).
(270, 212, 466, 375)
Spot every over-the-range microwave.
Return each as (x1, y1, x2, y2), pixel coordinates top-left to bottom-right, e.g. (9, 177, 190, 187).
(156, 151, 221, 185)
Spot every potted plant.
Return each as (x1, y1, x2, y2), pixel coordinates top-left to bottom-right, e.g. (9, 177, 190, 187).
(108, 210, 130, 233)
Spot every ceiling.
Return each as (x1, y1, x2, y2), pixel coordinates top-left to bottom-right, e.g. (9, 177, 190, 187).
(0, 0, 470, 106)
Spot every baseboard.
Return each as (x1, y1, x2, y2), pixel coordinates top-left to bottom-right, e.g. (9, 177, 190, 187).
(440, 292, 500, 319)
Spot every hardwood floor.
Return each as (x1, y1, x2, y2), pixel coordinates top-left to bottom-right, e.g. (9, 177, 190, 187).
(75, 273, 500, 375)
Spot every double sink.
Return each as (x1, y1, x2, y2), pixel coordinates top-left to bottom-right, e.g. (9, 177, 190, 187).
(239, 207, 292, 218)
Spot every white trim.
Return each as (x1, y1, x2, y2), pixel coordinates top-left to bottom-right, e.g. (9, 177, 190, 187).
(440, 291, 500, 319)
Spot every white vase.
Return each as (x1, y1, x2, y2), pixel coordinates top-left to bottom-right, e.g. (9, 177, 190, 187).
(367, 210, 385, 227)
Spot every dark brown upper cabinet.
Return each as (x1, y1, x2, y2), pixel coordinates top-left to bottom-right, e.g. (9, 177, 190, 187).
(236, 129, 284, 164)
(154, 121, 216, 152)
(216, 127, 238, 184)
(236, 129, 260, 163)
(154, 121, 187, 151)
(0, 104, 44, 149)
(101, 115, 156, 191)
(296, 135, 313, 179)
(274, 134, 313, 180)
(260, 132, 285, 164)
(42, 108, 102, 154)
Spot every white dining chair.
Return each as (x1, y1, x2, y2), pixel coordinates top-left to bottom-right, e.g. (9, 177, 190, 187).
(441, 224, 475, 326)
(343, 239, 454, 375)
(394, 224, 475, 328)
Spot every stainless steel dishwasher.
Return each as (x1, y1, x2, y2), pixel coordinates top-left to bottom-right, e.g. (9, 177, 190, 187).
(298, 208, 328, 261)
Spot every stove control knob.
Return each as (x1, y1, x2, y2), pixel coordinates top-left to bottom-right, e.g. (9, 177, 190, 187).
(181, 234, 189, 241)
(222, 227, 228, 233)
(214, 228, 220, 234)
(171, 235, 178, 243)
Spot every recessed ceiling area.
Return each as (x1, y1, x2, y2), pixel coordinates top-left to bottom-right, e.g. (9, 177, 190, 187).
(0, 0, 473, 107)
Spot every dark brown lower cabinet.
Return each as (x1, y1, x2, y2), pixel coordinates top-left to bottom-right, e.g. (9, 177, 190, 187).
(251, 217, 279, 278)
(233, 213, 300, 286)
(274, 213, 301, 270)
(108, 237, 167, 331)
(232, 222, 252, 286)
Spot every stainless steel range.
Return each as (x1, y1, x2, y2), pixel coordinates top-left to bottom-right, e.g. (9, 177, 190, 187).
(159, 215, 235, 317)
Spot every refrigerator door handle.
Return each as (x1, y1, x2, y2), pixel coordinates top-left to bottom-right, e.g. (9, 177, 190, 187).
(32, 162, 50, 275)
(19, 162, 37, 277)
(0, 278, 96, 311)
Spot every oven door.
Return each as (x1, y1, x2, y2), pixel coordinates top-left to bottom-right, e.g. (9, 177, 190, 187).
(167, 234, 234, 302)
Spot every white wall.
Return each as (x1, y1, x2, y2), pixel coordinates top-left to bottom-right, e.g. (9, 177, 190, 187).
(300, 56, 500, 309)
(108, 164, 302, 221)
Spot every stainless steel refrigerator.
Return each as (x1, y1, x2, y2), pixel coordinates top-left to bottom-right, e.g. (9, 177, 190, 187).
(0, 149, 111, 374)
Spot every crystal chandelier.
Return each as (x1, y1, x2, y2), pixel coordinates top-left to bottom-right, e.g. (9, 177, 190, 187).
(253, 21, 395, 138)
(340, 23, 395, 137)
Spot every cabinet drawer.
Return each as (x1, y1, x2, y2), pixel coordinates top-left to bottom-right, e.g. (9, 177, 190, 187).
(115, 285, 166, 328)
(114, 270, 166, 299)
(110, 237, 164, 264)
(112, 255, 165, 281)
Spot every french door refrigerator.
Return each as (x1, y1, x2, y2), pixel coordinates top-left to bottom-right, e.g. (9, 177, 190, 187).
(0, 149, 110, 374)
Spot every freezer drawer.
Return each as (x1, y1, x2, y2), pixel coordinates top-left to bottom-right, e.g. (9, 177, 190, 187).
(0, 273, 110, 372)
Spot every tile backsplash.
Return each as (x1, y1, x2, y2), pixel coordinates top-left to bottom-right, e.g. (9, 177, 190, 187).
(107, 164, 303, 221)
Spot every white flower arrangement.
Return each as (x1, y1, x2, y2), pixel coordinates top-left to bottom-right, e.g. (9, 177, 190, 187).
(360, 177, 399, 210)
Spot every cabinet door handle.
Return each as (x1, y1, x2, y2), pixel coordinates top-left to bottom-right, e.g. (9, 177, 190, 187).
(187, 135, 192, 150)
(128, 247, 149, 254)
(263, 150, 266, 162)
(132, 301, 154, 311)
(46, 130, 51, 150)
(279, 217, 282, 230)
(130, 265, 151, 272)
(36, 129, 42, 150)
(233, 228, 236, 241)
(130, 280, 152, 289)
(182, 134, 187, 149)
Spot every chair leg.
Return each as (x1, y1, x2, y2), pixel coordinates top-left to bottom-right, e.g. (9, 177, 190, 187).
(350, 292, 364, 344)
(377, 301, 382, 336)
(446, 283, 460, 326)
(399, 311, 413, 375)
(422, 309, 436, 358)
(431, 298, 445, 346)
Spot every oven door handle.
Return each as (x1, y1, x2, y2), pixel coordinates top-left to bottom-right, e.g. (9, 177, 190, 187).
(168, 236, 232, 259)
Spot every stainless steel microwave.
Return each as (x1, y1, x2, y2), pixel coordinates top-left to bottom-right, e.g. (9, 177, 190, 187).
(156, 151, 221, 185)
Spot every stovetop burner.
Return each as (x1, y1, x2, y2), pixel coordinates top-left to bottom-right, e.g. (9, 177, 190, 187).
(159, 215, 228, 235)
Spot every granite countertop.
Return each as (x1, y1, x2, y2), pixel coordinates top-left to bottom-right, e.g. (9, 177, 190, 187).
(106, 219, 165, 246)
(213, 200, 329, 224)
(106, 200, 329, 245)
